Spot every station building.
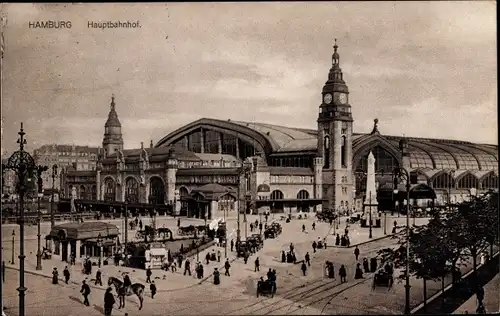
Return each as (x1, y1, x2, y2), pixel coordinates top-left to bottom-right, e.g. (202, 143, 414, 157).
(62, 43, 498, 219)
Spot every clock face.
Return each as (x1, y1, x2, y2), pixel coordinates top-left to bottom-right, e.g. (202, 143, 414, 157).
(339, 93, 348, 104)
(323, 93, 333, 104)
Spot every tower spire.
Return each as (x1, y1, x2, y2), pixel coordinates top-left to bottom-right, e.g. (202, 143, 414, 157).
(332, 38, 340, 67)
(111, 93, 115, 111)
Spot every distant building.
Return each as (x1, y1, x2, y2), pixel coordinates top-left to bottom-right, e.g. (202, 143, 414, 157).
(33, 144, 99, 192)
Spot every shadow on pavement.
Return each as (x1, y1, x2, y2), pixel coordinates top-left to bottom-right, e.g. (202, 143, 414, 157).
(68, 295, 82, 304)
(92, 304, 105, 315)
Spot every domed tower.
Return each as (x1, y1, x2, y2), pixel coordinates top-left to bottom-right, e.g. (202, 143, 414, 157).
(102, 94, 124, 157)
(317, 40, 354, 213)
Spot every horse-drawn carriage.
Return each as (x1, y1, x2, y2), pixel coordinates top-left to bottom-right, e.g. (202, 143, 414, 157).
(135, 225, 155, 240)
(247, 234, 264, 252)
(372, 266, 394, 290)
(257, 278, 276, 298)
(316, 212, 336, 223)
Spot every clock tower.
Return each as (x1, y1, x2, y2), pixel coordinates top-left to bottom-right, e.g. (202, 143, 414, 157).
(317, 40, 354, 213)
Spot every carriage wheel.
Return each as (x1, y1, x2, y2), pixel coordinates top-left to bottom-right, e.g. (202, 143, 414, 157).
(177, 229, 183, 236)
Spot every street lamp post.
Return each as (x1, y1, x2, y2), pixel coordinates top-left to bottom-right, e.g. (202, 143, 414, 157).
(97, 233, 103, 268)
(384, 211, 387, 235)
(2, 123, 39, 316)
(123, 201, 128, 251)
(50, 164, 58, 228)
(393, 137, 412, 315)
(35, 165, 48, 271)
(224, 204, 227, 258)
(11, 231, 15, 264)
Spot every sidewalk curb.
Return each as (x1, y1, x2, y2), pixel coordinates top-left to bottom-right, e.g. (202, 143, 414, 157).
(5, 265, 200, 293)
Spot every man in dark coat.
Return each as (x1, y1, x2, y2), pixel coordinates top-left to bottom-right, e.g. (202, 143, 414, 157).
(81, 280, 91, 306)
(63, 266, 70, 284)
(254, 257, 260, 272)
(230, 239, 234, 252)
(184, 259, 191, 276)
(224, 259, 231, 276)
(104, 287, 115, 315)
(305, 252, 311, 266)
(301, 261, 307, 276)
(339, 265, 347, 283)
(146, 267, 152, 283)
(354, 246, 360, 261)
(205, 252, 210, 265)
(312, 241, 317, 253)
(96, 269, 103, 286)
(150, 281, 157, 299)
(213, 268, 220, 285)
(281, 251, 286, 263)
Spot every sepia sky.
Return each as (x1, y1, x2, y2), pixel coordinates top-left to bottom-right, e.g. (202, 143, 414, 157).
(1, 2, 497, 155)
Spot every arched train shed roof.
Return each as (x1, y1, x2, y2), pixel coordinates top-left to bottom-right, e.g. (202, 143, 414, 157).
(156, 118, 498, 171)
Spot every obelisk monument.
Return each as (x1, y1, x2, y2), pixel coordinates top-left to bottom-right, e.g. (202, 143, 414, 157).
(363, 151, 379, 224)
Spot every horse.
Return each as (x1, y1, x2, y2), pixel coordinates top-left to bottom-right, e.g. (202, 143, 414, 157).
(108, 276, 145, 310)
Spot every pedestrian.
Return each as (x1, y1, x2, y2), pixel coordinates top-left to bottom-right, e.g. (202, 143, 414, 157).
(254, 257, 260, 272)
(230, 239, 234, 252)
(244, 251, 249, 264)
(335, 234, 340, 246)
(214, 268, 220, 285)
(312, 241, 317, 253)
(81, 280, 91, 306)
(224, 259, 231, 276)
(150, 280, 157, 299)
(63, 266, 70, 284)
(281, 251, 286, 263)
(177, 218, 181, 227)
(312, 222, 316, 230)
(305, 252, 310, 266)
(301, 261, 307, 276)
(104, 287, 115, 316)
(255, 219, 258, 227)
(259, 222, 263, 233)
(205, 252, 210, 265)
(217, 250, 221, 262)
(139, 219, 143, 231)
(339, 264, 347, 283)
(177, 255, 183, 268)
(70, 253, 76, 265)
(52, 267, 59, 284)
(144, 266, 152, 283)
(199, 263, 204, 278)
(250, 223, 254, 232)
(184, 258, 191, 276)
(354, 246, 360, 261)
(355, 263, 363, 279)
(96, 269, 103, 286)
(302, 224, 306, 232)
(290, 243, 294, 253)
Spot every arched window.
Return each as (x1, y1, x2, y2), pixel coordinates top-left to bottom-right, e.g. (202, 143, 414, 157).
(149, 177, 165, 205)
(297, 190, 310, 200)
(125, 177, 139, 203)
(482, 173, 499, 189)
(355, 146, 399, 173)
(341, 136, 347, 168)
(91, 185, 97, 200)
(79, 185, 86, 200)
(324, 135, 330, 169)
(432, 173, 455, 189)
(457, 174, 478, 189)
(103, 178, 115, 202)
(270, 190, 284, 200)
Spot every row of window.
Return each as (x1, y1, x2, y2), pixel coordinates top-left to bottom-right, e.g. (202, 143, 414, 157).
(432, 173, 499, 189)
(176, 175, 239, 184)
(268, 156, 314, 168)
(269, 175, 313, 184)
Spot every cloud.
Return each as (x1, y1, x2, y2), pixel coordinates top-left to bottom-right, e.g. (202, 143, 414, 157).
(1, 2, 496, 155)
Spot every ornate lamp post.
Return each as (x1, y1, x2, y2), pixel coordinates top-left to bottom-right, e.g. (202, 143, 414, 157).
(236, 160, 252, 245)
(50, 164, 58, 228)
(2, 123, 38, 316)
(96, 233, 103, 267)
(393, 137, 412, 315)
(123, 200, 129, 250)
(35, 165, 48, 270)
